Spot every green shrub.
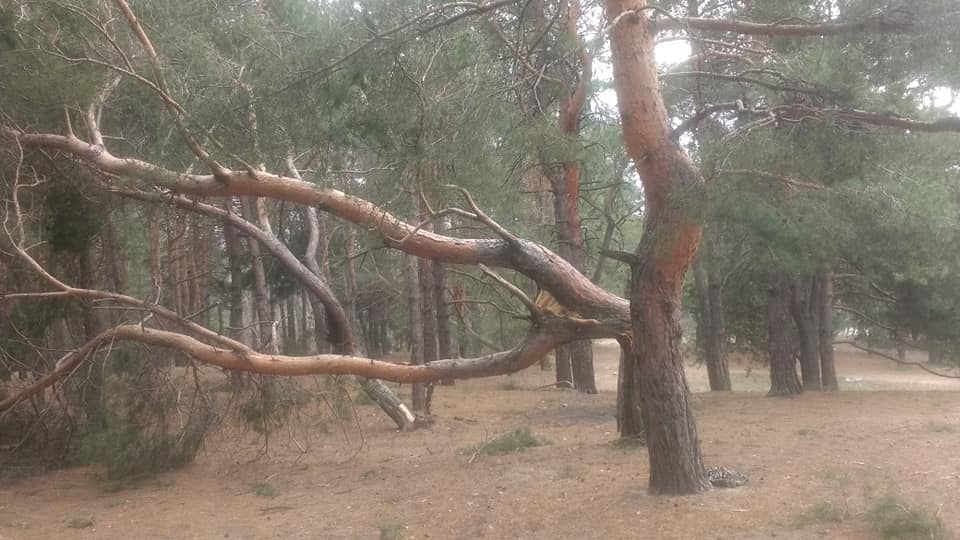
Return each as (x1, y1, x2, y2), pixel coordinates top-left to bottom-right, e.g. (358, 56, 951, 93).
(466, 427, 548, 457)
(379, 521, 406, 540)
(867, 495, 949, 540)
(791, 501, 846, 528)
(66, 516, 94, 529)
(238, 377, 312, 434)
(251, 481, 277, 498)
(927, 422, 956, 433)
(75, 349, 212, 484)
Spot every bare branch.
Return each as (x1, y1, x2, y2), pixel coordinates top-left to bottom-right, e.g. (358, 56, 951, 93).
(719, 169, 826, 191)
(478, 264, 540, 317)
(110, 0, 229, 177)
(834, 340, 960, 380)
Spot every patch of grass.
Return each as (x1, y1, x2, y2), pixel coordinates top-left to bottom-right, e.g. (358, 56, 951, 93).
(791, 500, 846, 528)
(360, 468, 385, 481)
(66, 516, 94, 529)
(353, 390, 375, 406)
(467, 427, 548, 457)
(379, 521, 406, 540)
(611, 435, 645, 449)
(866, 495, 948, 540)
(251, 481, 278, 498)
(796, 428, 816, 436)
(927, 421, 956, 433)
(498, 380, 521, 391)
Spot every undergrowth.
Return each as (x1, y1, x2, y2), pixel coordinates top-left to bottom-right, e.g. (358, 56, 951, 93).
(466, 427, 548, 457)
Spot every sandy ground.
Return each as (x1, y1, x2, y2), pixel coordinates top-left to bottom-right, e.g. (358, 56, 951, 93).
(1, 343, 959, 539)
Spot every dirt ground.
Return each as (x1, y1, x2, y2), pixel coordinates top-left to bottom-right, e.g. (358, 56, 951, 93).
(2, 342, 959, 539)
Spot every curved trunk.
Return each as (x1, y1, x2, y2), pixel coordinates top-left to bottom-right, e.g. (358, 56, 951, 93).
(607, 0, 709, 494)
(768, 279, 801, 396)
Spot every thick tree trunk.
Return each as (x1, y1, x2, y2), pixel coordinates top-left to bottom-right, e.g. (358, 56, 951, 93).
(791, 277, 821, 391)
(767, 279, 801, 396)
(817, 269, 839, 390)
(632, 252, 709, 494)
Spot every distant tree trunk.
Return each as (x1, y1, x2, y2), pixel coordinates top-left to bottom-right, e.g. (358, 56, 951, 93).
(616, 336, 644, 440)
(102, 210, 127, 294)
(692, 240, 731, 391)
(555, 346, 572, 386)
(434, 260, 454, 385)
(406, 252, 426, 414)
(223, 217, 247, 386)
(242, 198, 277, 354)
(78, 242, 104, 414)
(791, 277, 822, 391)
(768, 279, 801, 396)
(817, 269, 838, 390)
(342, 225, 362, 347)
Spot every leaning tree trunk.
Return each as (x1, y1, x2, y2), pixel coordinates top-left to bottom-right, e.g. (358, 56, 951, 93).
(791, 277, 822, 391)
(768, 279, 801, 396)
(817, 268, 839, 390)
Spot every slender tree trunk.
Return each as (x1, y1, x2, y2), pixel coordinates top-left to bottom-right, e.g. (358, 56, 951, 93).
(223, 216, 247, 386)
(242, 198, 277, 354)
(407, 253, 426, 414)
(434, 260, 455, 385)
(817, 269, 838, 390)
(342, 225, 362, 347)
(768, 279, 801, 396)
(791, 277, 821, 391)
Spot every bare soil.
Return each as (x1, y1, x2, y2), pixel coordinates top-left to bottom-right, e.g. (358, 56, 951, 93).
(2, 343, 959, 539)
